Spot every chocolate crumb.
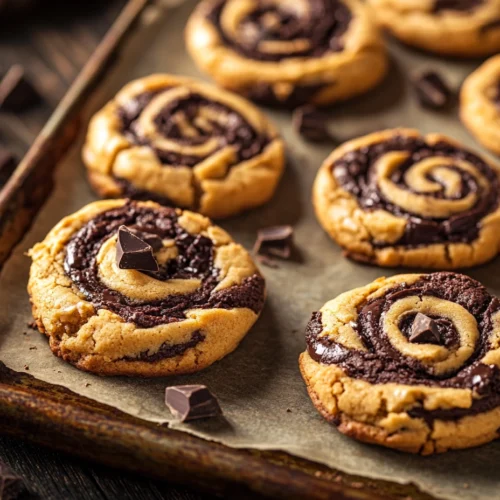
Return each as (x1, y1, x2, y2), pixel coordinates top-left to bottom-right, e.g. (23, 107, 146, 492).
(292, 105, 335, 143)
(27, 321, 37, 331)
(28, 346, 36, 350)
(412, 71, 453, 110)
(165, 385, 222, 422)
(0, 65, 40, 112)
(85, 383, 91, 387)
(254, 225, 294, 260)
(23, 365, 29, 371)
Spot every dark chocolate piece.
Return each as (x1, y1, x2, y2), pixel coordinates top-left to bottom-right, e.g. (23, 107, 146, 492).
(64, 202, 265, 329)
(409, 313, 441, 344)
(0, 147, 17, 186)
(292, 105, 335, 143)
(412, 71, 452, 110)
(254, 225, 294, 259)
(128, 227, 163, 251)
(165, 385, 222, 422)
(0, 460, 26, 500)
(0, 65, 40, 112)
(116, 225, 159, 272)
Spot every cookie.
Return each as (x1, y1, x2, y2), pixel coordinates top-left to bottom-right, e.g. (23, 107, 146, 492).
(461, 54, 500, 156)
(313, 128, 500, 268)
(82, 74, 285, 219)
(300, 272, 500, 454)
(185, 0, 388, 107)
(28, 200, 266, 376)
(367, 0, 500, 57)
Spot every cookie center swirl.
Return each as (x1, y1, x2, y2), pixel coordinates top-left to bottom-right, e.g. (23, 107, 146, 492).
(64, 203, 265, 328)
(208, 0, 352, 61)
(333, 135, 500, 246)
(119, 89, 269, 168)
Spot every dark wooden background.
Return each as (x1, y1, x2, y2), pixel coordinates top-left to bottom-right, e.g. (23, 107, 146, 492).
(0, 1, 220, 498)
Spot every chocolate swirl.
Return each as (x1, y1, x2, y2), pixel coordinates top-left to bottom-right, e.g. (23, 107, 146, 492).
(306, 272, 500, 420)
(118, 90, 269, 169)
(64, 202, 265, 331)
(333, 134, 500, 246)
(207, 0, 352, 61)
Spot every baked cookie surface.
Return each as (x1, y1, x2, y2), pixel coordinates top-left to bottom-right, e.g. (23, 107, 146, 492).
(185, 0, 388, 107)
(300, 272, 500, 454)
(83, 74, 285, 219)
(313, 128, 500, 268)
(367, 0, 500, 57)
(461, 54, 500, 156)
(28, 200, 265, 376)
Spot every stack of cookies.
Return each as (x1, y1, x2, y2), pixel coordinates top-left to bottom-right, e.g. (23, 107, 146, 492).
(28, 0, 500, 455)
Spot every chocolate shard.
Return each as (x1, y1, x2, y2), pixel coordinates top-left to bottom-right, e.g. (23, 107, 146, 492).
(0, 65, 41, 112)
(409, 313, 441, 344)
(292, 105, 335, 143)
(116, 225, 159, 272)
(0, 460, 26, 500)
(254, 225, 294, 259)
(412, 71, 452, 110)
(165, 385, 222, 422)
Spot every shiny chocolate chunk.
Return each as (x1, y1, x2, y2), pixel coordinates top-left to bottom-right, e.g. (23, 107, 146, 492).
(128, 227, 163, 251)
(254, 225, 294, 259)
(116, 225, 159, 272)
(412, 71, 452, 110)
(0, 460, 26, 500)
(409, 313, 441, 344)
(0, 65, 40, 112)
(292, 105, 335, 143)
(165, 385, 222, 422)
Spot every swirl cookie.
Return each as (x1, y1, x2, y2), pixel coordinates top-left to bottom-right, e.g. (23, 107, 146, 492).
(28, 200, 265, 376)
(300, 272, 500, 454)
(185, 0, 388, 107)
(367, 0, 500, 57)
(83, 74, 285, 219)
(461, 55, 500, 156)
(313, 129, 500, 269)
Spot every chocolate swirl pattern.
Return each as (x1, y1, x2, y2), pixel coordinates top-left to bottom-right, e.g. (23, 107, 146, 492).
(461, 54, 500, 156)
(83, 74, 285, 219)
(300, 272, 500, 454)
(313, 129, 500, 268)
(186, 0, 387, 106)
(28, 200, 265, 376)
(367, 0, 500, 57)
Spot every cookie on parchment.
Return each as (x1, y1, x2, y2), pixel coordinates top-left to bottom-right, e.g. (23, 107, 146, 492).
(28, 200, 265, 376)
(313, 128, 500, 269)
(185, 0, 388, 108)
(300, 272, 500, 454)
(461, 54, 500, 156)
(83, 74, 285, 219)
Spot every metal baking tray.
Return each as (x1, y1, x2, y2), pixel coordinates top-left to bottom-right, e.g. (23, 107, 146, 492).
(0, 0, 496, 498)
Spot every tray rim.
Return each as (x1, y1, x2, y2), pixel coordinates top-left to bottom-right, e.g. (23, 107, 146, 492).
(0, 1, 435, 498)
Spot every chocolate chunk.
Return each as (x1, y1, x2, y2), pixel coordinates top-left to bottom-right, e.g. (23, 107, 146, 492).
(409, 313, 441, 344)
(0, 460, 26, 500)
(469, 364, 496, 395)
(128, 227, 163, 251)
(292, 105, 335, 143)
(0, 147, 17, 186)
(165, 385, 222, 422)
(412, 71, 452, 110)
(254, 225, 294, 259)
(116, 225, 159, 272)
(0, 65, 40, 112)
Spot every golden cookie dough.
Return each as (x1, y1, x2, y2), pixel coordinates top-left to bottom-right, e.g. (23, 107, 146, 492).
(83, 74, 285, 219)
(299, 272, 500, 454)
(461, 54, 500, 156)
(28, 199, 266, 376)
(185, 0, 388, 107)
(367, 0, 500, 57)
(313, 128, 500, 269)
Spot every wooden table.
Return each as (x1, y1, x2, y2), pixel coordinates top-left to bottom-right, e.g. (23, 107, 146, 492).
(0, 2, 218, 498)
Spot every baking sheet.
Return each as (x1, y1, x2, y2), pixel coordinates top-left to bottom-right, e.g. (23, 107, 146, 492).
(1, 1, 500, 499)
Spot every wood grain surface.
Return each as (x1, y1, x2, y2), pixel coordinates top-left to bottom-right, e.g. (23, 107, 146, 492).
(0, 2, 218, 498)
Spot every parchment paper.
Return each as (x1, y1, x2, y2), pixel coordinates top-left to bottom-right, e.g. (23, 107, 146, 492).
(1, 2, 500, 499)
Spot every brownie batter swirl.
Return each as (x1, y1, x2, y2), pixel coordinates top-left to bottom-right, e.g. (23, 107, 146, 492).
(300, 272, 500, 454)
(313, 129, 500, 268)
(28, 200, 266, 376)
(83, 74, 285, 219)
(186, 0, 387, 107)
